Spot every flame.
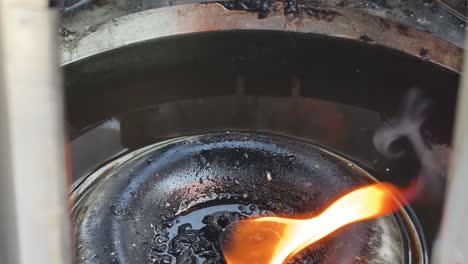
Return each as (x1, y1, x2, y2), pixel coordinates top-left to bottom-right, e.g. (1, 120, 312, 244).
(223, 182, 402, 264)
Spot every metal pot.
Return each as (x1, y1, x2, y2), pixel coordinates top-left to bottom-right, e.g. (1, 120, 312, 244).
(72, 132, 426, 263)
(63, 1, 462, 262)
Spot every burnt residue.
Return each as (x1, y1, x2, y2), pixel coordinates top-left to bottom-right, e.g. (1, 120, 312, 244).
(59, 26, 73, 38)
(359, 33, 375, 42)
(337, 0, 350, 7)
(419, 47, 429, 57)
(366, 0, 388, 8)
(404, 9, 416, 19)
(378, 17, 392, 29)
(291, 1, 342, 21)
(424, 0, 434, 6)
(284, 0, 299, 14)
(150, 203, 392, 264)
(370, 0, 386, 5)
(72, 132, 423, 263)
(59, 26, 78, 44)
(221, 0, 273, 18)
(396, 23, 411, 36)
(221, 0, 341, 20)
(58, 0, 467, 49)
(304, 6, 340, 21)
(151, 211, 246, 263)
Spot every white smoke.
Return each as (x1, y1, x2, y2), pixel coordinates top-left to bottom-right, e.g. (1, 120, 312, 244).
(373, 89, 446, 202)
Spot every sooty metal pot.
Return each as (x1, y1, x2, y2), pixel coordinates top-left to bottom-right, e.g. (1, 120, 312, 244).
(72, 132, 425, 264)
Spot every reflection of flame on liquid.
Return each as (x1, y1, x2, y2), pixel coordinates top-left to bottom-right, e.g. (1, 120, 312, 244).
(223, 183, 403, 264)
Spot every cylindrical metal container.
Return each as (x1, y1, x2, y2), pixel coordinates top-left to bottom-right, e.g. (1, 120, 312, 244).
(61, 1, 464, 263)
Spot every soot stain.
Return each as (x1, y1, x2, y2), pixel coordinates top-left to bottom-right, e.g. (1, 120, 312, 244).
(220, 0, 341, 21)
(221, 0, 273, 18)
(359, 33, 375, 42)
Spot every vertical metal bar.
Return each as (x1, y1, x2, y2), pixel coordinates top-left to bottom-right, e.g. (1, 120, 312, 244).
(433, 34, 468, 263)
(0, 0, 72, 263)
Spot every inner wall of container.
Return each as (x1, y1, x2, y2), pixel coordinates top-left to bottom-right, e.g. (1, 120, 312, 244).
(64, 30, 460, 256)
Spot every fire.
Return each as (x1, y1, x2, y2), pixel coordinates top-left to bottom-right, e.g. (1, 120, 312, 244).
(223, 183, 402, 264)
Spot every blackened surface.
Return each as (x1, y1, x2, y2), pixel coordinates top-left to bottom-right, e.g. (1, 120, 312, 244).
(154, 211, 245, 263)
(284, 0, 299, 13)
(221, 0, 273, 18)
(303, 6, 341, 21)
(419, 47, 429, 57)
(369, 0, 386, 6)
(59, 0, 466, 47)
(359, 33, 375, 42)
(72, 133, 413, 263)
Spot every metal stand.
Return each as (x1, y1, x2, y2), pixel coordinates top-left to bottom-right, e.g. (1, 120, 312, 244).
(433, 31, 468, 264)
(0, 0, 72, 263)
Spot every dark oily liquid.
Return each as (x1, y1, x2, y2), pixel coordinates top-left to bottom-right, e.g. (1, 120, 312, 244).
(148, 203, 272, 264)
(146, 201, 396, 264)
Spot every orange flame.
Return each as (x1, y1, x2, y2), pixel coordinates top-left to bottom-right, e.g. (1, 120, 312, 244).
(223, 182, 402, 264)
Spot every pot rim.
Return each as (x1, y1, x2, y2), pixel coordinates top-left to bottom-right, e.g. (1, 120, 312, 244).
(59, 3, 463, 73)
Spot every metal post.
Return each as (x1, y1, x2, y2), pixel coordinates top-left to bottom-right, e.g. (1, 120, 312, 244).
(433, 32, 468, 263)
(0, 0, 72, 263)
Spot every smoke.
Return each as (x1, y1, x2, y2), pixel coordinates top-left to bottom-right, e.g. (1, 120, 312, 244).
(373, 89, 447, 203)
